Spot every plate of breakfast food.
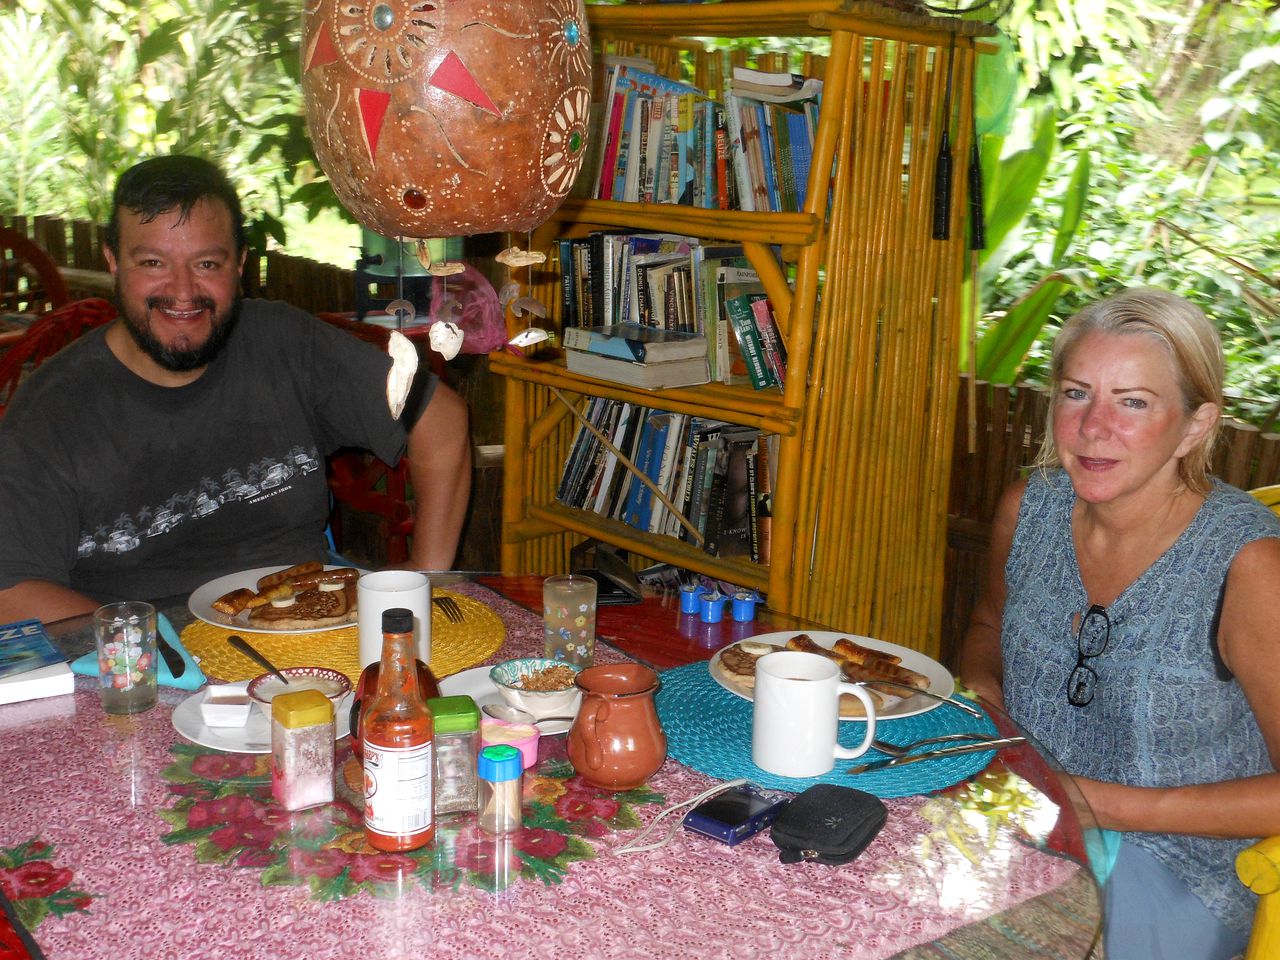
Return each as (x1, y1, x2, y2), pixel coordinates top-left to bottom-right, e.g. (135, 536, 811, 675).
(189, 562, 362, 634)
(709, 631, 955, 721)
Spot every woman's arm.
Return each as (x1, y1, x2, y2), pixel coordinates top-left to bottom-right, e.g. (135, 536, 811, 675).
(957, 479, 1027, 712)
(1075, 535, 1280, 839)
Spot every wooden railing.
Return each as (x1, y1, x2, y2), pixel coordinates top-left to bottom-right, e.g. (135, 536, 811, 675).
(941, 377, 1280, 668)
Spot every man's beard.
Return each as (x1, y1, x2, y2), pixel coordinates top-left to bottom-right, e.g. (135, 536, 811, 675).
(116, 290, 241, 372)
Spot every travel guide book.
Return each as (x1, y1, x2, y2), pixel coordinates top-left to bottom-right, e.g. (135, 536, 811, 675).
(0, 619, 67, 680)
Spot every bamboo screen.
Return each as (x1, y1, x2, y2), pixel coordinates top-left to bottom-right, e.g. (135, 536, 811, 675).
(791, 30, 976, 657)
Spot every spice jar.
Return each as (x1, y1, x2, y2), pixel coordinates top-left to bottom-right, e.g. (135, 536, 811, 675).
(477, 744, 523, 835)
(427, 695, 481, 817)
(271, 689, 335, 811)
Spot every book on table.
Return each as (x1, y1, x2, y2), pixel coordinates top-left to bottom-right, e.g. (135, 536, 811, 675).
(563, 324, 708, 363)
(0, 619, 73, 705)
(565, 350, 711, 390)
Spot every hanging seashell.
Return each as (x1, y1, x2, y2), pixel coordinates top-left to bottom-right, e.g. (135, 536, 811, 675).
(510, 296, 548, 319)
(414, 239, 433, 271)
(426, 261, 466, 277)
(385, 298, 416, 325)
(498, 282, 522, 310)
(429, 320, 465, 361)
(496, 246, 547, 268)
(385, 330, 419, 418)
(509, 327, 550, 349)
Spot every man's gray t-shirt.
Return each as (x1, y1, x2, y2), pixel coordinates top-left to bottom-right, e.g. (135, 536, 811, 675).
(0, 299, 426, 602)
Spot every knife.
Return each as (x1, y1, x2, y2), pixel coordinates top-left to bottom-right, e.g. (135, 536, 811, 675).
(845, 736, 1025, 775)
(855, 679, 984, 719)
(156, 614, 187, 678)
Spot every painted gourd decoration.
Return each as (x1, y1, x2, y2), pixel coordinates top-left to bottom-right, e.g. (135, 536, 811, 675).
(301, 0, 591, 238)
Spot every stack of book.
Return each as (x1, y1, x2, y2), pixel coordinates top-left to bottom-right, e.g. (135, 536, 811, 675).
(556, 399, 775, 563)
(564, 323, 710, 389)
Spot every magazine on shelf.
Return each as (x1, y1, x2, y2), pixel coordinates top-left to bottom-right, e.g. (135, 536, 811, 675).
(563, 324, 708, 363)
(565, 350, 711, 390)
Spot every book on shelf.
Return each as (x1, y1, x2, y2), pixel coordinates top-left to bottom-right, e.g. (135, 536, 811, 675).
(621, 410, 674, 531)
(598, 67, 705, 203)
(752, 433, 775, 564)
(723, 291, 775, 390)
(748, 297, 788, 387)
(0, 619, 72, 706)
(729, 67, 825, 104)
(565, 350, 711, 390)
(563, 324, 708, 363)
(592, 402, 637, 515)
(648, 412, 690, 534)
(680, 418, 730, 544)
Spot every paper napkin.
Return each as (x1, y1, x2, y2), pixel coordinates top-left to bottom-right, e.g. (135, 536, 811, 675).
(71, 613, 206, 691)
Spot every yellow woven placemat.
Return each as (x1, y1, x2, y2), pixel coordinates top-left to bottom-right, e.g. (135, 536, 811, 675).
(181, 591, 505, 684)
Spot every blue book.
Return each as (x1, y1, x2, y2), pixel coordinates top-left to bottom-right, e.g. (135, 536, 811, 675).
(622, 411, 673, 532)
(0, 619, 67, 681)
(785, 110, 812, 211)
(563, 324, 706, 362)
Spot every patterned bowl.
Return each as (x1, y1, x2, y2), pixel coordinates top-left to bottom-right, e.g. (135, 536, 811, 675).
(488, 658, 583, 721)
(247, 666, 352, 721)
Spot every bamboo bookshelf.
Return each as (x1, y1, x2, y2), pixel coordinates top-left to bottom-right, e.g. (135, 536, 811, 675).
(494, 0, 992, 660)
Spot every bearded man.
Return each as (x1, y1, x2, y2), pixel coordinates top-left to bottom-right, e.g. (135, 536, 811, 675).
(0, 155, 471, 622)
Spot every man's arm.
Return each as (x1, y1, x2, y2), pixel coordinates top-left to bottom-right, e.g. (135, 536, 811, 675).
(0, 580, 99, 623)
(403, 381, 471, 571)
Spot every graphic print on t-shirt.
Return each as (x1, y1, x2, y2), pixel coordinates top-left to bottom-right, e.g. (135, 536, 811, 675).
(76, 445, 322, 558)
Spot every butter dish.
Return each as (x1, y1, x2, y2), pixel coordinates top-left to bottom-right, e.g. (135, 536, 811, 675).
(200, 682, 252, 727)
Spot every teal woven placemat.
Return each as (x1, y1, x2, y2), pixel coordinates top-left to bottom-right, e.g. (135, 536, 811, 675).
(656, 662, 999, 798)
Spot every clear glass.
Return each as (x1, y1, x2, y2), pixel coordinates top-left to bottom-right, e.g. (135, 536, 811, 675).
(434, 728, 479, 816)
(542, 574, 597, 666)
(93, 601, 158, 715)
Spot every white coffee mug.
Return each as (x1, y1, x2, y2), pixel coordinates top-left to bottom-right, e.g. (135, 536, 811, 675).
(357, 570, 431, 668)
(751, 651, 878, 777)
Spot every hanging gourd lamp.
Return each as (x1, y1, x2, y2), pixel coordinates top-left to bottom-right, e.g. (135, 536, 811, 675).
(301, 0, 592, 238)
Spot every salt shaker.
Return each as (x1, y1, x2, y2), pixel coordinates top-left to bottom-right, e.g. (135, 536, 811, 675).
(271, 689, 335, 811)
(427, 695, 481, 817)
(477, 744, 523, 835)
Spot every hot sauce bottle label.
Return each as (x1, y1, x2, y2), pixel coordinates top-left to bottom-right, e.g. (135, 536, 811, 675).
(363, 740, 434, 838)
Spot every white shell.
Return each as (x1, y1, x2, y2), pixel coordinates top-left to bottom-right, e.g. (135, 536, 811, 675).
(509, 327, 550, 348)
(426, 261, 466, 277)
(429, 320, 465, 361)
(498, 282, 521, 309)
(385, 330, 419, 419)
(495, 246, 547, 267)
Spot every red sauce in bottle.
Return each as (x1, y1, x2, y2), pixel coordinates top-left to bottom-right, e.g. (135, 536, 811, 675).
(362, 608, 434, 851)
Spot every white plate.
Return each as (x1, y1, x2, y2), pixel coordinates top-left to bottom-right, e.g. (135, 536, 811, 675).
(172, 688, 353, 754)
(708, 630, 954, 721)
(188, 565, 358, 635)
(437, 665, 579, 735)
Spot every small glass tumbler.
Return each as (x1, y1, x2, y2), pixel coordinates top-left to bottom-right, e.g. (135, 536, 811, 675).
(542, 574, 597, 666)
(94, 601, 158, 715)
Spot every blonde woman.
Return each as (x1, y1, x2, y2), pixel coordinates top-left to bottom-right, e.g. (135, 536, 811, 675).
(960, 287, 1280, 958)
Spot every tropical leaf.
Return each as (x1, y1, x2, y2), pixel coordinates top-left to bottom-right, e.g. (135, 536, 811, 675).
(975, 274, 1074, 382)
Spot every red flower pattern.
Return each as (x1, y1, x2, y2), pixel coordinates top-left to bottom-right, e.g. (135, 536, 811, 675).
(0, 861, 72, 900)
(190, 753, 257, 780)
(186, 795, 264, 830)
(210, 821, 277, 852)
(347, 853, 419, 884)
(514, 827, 567, 860)
(288, 847, 352, 880)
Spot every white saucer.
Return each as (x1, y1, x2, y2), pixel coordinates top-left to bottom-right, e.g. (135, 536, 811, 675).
(438, 665, 578, 735)
(172, 688, 353, 753)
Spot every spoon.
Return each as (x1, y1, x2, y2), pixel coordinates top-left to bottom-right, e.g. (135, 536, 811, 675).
(481, 703, 576, 725)
(228, 635, 290, 685)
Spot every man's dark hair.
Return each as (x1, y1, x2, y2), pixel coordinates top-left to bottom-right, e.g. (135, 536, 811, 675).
(104, 155, 247, 256)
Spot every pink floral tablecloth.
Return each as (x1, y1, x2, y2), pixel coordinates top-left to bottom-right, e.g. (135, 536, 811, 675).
(0, 584, 1099, 959)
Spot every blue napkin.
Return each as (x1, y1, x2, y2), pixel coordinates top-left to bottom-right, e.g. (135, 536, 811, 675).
(72, 613, 206, 691)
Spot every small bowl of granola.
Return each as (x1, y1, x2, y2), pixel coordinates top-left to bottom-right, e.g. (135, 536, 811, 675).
(488, 658, 583, 722)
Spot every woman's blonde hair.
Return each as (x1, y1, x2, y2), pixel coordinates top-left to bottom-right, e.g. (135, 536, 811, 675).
(1034, 287, 1224, 493)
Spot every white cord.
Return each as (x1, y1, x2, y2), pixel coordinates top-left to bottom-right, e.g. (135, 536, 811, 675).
(614, 778, 748, 855)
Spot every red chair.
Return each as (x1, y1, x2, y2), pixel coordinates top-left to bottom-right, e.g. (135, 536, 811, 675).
(0, 297, 117, 416)
(0, 227, 71, 316)
(315, 312, 448, 565)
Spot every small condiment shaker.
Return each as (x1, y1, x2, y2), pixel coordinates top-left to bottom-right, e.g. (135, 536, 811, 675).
(477, 744, 523, 835)
(427, 695, 481, 817)
(271, 689, 334, 811)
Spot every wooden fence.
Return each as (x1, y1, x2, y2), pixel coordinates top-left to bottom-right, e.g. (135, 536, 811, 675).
(9, 215, 1280, 659)
(941, 377, 1280, 668)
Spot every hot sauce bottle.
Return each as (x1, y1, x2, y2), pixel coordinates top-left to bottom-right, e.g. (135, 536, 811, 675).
(362, 607, 435, 851)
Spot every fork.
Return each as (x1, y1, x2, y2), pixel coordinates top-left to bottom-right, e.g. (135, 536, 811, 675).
(869, 731, 996, 758)
(432, 594, 464, 624)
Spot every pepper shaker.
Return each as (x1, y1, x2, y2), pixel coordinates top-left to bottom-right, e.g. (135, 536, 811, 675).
(271, 689, 335, 811)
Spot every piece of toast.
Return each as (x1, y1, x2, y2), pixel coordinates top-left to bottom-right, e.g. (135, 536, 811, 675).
(247, 582, 355, 630)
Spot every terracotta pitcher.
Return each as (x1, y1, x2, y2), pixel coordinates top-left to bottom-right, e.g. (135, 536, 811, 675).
(568, 664, 666, 791)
